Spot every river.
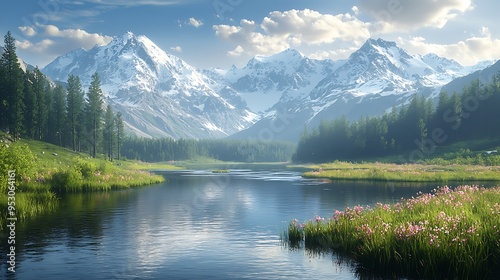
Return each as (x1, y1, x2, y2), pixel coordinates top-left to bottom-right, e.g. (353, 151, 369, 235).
(2, 169, 493, 279)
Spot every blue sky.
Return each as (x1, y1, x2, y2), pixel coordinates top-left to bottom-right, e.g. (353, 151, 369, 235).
(1, 0, 499, 69)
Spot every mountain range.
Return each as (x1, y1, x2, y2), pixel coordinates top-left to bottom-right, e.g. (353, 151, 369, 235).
(43, 32, 257, 139)
(41, 33, 498, 141)
(228, 39, 496, 141)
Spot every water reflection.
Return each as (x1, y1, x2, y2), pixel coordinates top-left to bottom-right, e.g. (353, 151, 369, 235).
(2, 170, 495, 279)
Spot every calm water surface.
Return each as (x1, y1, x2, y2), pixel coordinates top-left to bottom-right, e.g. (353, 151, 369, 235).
(2, 169, 486, 279)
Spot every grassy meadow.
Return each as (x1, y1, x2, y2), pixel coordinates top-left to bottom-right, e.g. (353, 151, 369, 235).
(0, 137, 174, 231)
(286, 185, 500, 279)
(300, 161, 500, 182)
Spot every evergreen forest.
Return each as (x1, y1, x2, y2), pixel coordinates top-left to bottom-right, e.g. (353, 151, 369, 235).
(294, 76, 500, 162)
(0, 32, 294, 163)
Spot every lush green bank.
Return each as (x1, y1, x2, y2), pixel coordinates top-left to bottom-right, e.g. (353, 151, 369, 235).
(0, 139, 172, 232)
(299, 161, 500, 182)
(286, 185, 500, 279)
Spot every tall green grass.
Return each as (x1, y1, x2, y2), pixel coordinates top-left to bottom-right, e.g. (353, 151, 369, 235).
(302, 161, 500, 182)
(1, 139, 167, 233)
(287, 185, 500, 279)
(46, 157, 165, 193)
(0, 190, 59, 231)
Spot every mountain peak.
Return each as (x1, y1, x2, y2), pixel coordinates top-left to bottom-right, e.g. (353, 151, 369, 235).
(421, 53, 463, 72)
(252, 48, 304, 63)
(112, 31, 139, 46)
(278, 48, 304, 57)
(42, 32, 255, 139)
(121, 31, 136, 40)
(362, 38, 398, 51)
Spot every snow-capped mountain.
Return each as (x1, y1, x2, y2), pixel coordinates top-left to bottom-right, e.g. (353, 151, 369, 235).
(311, 39, 467, 100)
(42, 35, 495, 141)
(210, 49, 342, 113)
(231, 38, 496, 141)
(43, 32, 257, 139)
(442, 60, 500, 94)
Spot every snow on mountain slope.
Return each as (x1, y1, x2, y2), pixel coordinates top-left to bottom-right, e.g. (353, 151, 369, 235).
(215, 48, 343, 113)
(42, 35, 495, 142)
(231, 38, 495, 142)
(441, 60, 500, 95)
(43, 32, 257, 139)
(311, 39, 473, 100)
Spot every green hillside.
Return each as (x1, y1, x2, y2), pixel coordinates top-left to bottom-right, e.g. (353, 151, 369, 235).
(0, 133, 179, 231)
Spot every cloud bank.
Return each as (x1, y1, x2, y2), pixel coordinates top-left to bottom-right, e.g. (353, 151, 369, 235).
(214, 9, 370, 57)
(213, 4, 499, 66)
(358, 0, 473, 32)
(15, 25, 112, 67)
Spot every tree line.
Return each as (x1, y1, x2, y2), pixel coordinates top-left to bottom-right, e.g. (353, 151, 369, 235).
(1, 31, 294, 163)
(122, 138, 296, 162)
(0, 32, 124, 160)
(294, 75, 500, 162)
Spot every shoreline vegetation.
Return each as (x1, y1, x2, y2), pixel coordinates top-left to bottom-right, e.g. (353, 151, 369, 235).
(286, 185, 500, 279)
(0, 138, 175, 231)
(298, 161, 500, 182)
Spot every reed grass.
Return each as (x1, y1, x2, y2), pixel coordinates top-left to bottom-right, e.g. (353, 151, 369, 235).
(287, 185, 500, 279)
(0, 191, 59, 231)
(0, 139, 168, 234)
(302, 161, 500, 182)
(47, 159, 165, 193)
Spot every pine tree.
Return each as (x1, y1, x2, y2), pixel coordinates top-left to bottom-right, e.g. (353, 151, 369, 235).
(103, 105, 115, 161)
(33, 68, 47, 140)
(66, 74, 85, 151)
(53, 84, 67, 146)
(85, 72, 104, 158)
(23, 70, 37, 139)
(449, 92, 463, 135)
(1, 31, 24, 139)
(115, 111, 124, 160)
(44, 83, 55, 143)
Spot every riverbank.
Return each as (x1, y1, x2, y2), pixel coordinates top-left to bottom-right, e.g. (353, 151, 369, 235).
(286, 185, 500, 279)
(0, 139, 175, 231)
(298, 161, 500, 182)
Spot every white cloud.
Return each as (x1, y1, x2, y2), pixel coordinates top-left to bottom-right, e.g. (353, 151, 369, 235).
(41, 25, 112, 47)
(170, 46, 182, 52)
(16, 39, 55, 53)
(227, 45, 244, 57)
(214, 19, 290, 56)
(261, 9, 370, 44)
(213, 5, 499, 67)
(188, 17, 204, 28)
(352, 6, 359, 16)
(14, 25, 112, 67)
(309, 46, 359, 61)
(19, 26, 36, 37)
(397, 32, 500, 65)
(358, 0, 473, 32)
(213, 9, 370, 57)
